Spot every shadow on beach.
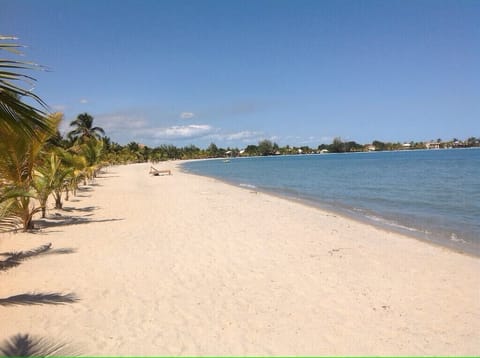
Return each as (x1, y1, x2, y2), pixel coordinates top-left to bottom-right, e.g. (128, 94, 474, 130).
(0, 243, 77, 273)
(73, 187, 93, 197)
(75, 194, 91, 198)
(77, 186, 93, 192)
(35, 216, 123, 230)
(0, 292, 79, 306)
(61, 206, 98, 213)
(0, 333, 79, 356)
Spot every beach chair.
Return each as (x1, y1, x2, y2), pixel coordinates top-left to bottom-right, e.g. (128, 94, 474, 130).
(149, 166, 172, 176)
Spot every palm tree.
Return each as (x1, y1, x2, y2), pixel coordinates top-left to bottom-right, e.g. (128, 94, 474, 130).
(0, 114, 59, 230)
(60, 150, 87, 199)
(0, 35, 50, 139)
(0, 126, 45, 230)
(34, 150, 73, 216)
(79, 139, 105, 183)
(68, 113, 104, 142)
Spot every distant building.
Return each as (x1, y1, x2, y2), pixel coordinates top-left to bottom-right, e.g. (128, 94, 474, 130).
(426, 142, 440, 149)
(402, 143, 411, 149)
(366, 145, 376, 152)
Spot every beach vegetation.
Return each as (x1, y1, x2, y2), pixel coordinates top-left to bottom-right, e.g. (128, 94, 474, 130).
(258, 139, 276, 156)
(0, 114, 58, 230)
(67, 112, 105, 143)
(0, 36, 51, 140)
(207, 142, 219, 157)
(0, 36, 109, 231)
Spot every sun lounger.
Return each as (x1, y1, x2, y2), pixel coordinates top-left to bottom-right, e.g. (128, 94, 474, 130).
(149, 166, 171, 176)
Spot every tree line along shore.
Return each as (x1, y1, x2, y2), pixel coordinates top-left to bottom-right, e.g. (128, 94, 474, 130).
(95, 135, 480, 162)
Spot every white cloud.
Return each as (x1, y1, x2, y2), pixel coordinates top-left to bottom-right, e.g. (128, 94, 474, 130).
(96, 113, 148, 132)
(225, 131, 263, 141)
(88, 109, 218, 143)
(148, 124, 214, 140)
(80, 108, 273, 146)
(79, 98, 88, 104)
(180, 112, 195, 119)
(208, 130, 264, 143)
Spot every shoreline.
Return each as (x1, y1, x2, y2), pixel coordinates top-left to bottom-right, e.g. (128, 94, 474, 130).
(1, 162, 479, 355)
(178, 160, 479, 258)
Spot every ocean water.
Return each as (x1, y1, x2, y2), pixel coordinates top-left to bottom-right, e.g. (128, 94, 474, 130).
(182, 149, 480, 255)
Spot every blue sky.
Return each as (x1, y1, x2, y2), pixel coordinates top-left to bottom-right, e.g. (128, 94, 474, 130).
(2, 0, 479, 147)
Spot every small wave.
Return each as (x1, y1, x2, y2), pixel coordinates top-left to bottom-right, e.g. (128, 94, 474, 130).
(363, 214, 422, 233)
(239, 183, 257, 189)
(449, 233, 467, 244)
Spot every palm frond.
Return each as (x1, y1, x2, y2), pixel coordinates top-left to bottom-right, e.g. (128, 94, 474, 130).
(0, 35, 50, 138)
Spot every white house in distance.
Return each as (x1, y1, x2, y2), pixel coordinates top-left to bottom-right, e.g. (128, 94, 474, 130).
(426, 142, 441, 149)
(402, 143, 412, 149)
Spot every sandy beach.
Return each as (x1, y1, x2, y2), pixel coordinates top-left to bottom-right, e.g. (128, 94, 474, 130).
(0, 162, 479, 356)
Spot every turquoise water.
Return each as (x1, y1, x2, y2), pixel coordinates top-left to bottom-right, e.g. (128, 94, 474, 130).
(182, 149, 480, 255)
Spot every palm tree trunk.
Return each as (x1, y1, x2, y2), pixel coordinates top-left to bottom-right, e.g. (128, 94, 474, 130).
(39, 198, 47, 218)
(19, 197, 34, 231)
(22, 217, 34, 231)
(53, 191, 62, 209)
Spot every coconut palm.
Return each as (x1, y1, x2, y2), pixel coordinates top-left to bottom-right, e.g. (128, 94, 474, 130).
(80, 139, 105, 183)
(0, 35, 50, 139)
(34, 150, 73, 216)
(0, 114, 59, 230)
(0, 126, 44, 230)
(61, 151, 87, 199)
(67, 113, 104, 143)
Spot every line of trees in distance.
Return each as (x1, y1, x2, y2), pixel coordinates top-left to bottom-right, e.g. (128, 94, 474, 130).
(60, 133, 480, 165)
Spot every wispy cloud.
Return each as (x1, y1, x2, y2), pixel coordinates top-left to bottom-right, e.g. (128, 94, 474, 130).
(179, 112, 195, 119)
(79, 99, 88, 104)
(85, 109, 274, 146)
(211, 130, 264, 142)
(96, 113, 148, 132)
(228, 131, 262, 141)
(95, 111, 216, 142)
(145, 124, 214, 140)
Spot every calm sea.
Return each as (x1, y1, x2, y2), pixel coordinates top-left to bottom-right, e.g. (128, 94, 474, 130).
(182, 149, 480, 255)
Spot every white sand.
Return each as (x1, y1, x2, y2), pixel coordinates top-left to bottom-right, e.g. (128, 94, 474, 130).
(1, 162, 479, 356)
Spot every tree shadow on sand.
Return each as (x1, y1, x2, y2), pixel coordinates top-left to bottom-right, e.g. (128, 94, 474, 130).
(0, 243, 76, 273)
(0, 243, 52, 272)
(0, 333, 79, 356)
(35, 216, 123, 230)
(77, 186, 93, 192)
(0, 292, 79, 306)
(61, 206, 97, 213)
